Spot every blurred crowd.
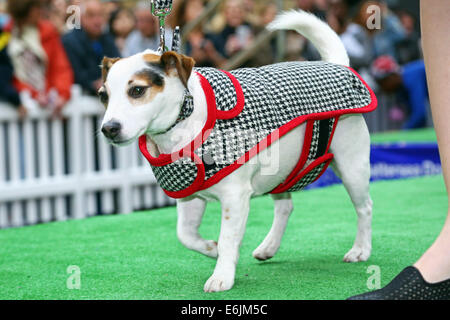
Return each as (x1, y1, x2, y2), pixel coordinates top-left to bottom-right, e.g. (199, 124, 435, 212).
(0, 0, 427, 129)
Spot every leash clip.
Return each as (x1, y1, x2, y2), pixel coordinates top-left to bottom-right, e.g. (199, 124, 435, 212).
(151, 0, 181, 53)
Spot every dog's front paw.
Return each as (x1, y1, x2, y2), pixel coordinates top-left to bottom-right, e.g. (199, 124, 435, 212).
(343, 245, 371, 262)
(204, 273, 234, 292)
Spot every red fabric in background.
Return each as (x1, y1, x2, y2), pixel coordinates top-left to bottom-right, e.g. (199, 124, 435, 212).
(12, 20, 74, 101)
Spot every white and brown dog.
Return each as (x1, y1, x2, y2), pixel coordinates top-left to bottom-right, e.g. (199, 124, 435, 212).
(99, 11, 376, 292)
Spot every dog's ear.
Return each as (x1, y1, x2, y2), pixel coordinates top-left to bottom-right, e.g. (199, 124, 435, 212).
(160, 51, 195, 87)
(101, 57, 121, 82)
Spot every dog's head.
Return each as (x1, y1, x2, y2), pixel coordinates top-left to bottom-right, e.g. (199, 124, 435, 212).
(99, 50, 195, 145)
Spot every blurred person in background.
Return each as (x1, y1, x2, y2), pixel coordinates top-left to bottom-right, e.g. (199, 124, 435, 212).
(123, 0, 172, 57)
(339, 1, 376, 73)
(371, 55, 428, 129)
(101, 0, 120, 20)
(343, 1, 406, 63)
(260, 2, 278, 26)
(45, 0, 70, 34)
(259, 1, 278, 63)
(296, 0, 328, 20)
(170, 0, 226, 68)
(211, 0, 255, 61)
(6, 0, 73, 117)
(242, 0, 261, 27)
(285, 0, 329, 62)
(337, 0, 380, 88)
(395, 9, 421, 65)
(373, 0, 406, 59)
(211, 0, 275, 67)
(246, 1, 277, 66)
(336, 0, 406, 88)
(109, 6, 135, 56)
(327, 0, 350, 35)
(62, 0, 120, 95)
(0, 15, 27, 118)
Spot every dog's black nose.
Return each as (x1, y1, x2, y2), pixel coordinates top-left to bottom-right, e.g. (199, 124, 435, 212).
(102, 121, 121, 140)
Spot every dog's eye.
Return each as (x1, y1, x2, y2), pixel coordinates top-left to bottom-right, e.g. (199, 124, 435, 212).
(98, 90, 108, 105)
(128, 86, 148, 99)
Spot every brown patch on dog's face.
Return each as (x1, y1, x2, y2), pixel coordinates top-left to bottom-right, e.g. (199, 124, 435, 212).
(126, 68, 165, 105)
(160, 51, 195, 87)
(101, 57, 121, 82)
(98, 86, 109, 107)
(144, 51, 195, 87)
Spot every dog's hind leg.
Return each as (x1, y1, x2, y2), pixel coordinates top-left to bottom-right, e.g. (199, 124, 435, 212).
(177, 197, 218, 258)
(252, 193, 293, 261)
(329, 115, 372, 262)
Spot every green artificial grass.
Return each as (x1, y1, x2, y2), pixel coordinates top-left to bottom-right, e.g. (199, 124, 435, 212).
(0, 175, 446, 300)
(371, 128, 437, 144)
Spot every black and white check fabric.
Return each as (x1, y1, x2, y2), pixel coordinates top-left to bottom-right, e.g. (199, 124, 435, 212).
(152, 0, 172, 11)
(307, 118, 336, 165)
(196, 67, 238, 112)
(171, 26, 181, 52)
(148, 61, 373, 195)
(286, 162, 328, 192)
(194, 61, 370, 181)
(151, 157, 198, 192)
(307, 121, 321, 165)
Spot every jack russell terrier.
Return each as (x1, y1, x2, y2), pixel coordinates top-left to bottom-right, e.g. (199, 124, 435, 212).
(99, 10, 377, 292)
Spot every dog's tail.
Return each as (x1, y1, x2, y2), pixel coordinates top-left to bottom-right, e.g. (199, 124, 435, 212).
(267, 10, 349, 66)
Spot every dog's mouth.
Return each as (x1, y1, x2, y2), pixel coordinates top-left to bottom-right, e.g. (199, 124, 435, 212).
(109, 138, 136, 147)
(104, 127, 147, 147)
(101, 133, 135, 147)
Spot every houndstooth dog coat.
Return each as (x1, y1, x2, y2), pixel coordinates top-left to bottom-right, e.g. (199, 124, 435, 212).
(139, 61, 377, 198)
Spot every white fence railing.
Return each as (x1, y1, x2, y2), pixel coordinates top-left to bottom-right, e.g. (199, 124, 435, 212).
(0, 86, 174, 229)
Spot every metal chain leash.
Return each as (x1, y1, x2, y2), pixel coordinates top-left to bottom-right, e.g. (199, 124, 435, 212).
(151, 0, 181, 53)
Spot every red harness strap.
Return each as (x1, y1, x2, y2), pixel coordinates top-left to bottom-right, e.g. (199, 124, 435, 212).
(271, 117, 339, 194)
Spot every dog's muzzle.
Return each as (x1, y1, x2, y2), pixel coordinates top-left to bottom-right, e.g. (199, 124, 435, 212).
(102, 120, 122, 140)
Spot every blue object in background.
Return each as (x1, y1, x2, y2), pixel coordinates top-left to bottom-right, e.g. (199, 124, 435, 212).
(307, 143, 441, 189)
(401, 60, 429, 129)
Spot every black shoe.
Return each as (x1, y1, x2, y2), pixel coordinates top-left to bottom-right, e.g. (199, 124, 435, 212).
(348, 266, 450, 300)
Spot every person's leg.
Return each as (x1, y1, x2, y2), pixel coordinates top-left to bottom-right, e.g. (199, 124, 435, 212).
(348, 0, 450, 299)
(413, 0, 450, 284)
